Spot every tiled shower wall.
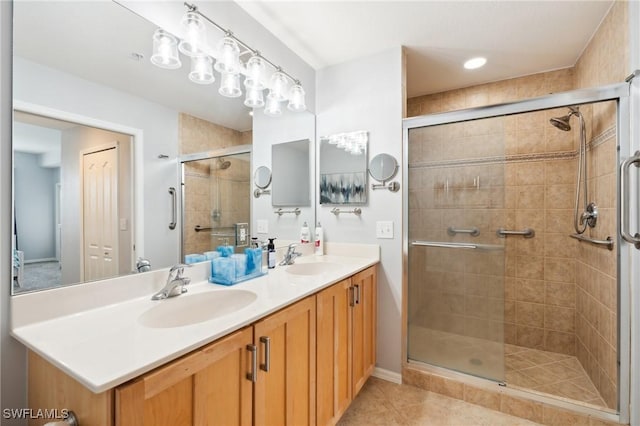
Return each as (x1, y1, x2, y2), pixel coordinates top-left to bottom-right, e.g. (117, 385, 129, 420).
(407, 0, 627, 409)
(179, 113, 251, 255)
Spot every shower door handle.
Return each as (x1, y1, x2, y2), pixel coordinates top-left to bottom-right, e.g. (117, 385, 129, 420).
(621, 151, 640, 249)
(168, 187, 177, 230)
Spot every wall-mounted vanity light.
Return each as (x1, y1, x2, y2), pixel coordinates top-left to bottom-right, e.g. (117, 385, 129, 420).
(369, 153, 400, 192)
(253, 165, 271, 198)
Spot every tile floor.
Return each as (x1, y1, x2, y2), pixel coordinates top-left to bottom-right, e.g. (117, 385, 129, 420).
(337, 377, 542, 426)
(505, 344, 606, 408)
(409, 325, 607, 409)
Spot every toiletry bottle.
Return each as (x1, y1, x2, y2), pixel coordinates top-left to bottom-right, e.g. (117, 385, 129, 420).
(267, 238, 276, 269)
(300, 221, 310, 244)
(314, 222, 324, 256)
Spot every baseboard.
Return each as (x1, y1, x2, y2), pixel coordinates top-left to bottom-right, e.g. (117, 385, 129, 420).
(372, 367, 402, 384)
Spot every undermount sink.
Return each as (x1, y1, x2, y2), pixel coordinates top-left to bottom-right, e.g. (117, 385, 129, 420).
(139, 289, 257, 328)
(285, 262, 341, 276)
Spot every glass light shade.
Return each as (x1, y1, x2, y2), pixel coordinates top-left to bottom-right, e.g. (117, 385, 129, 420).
(214, 37, 240, 74)
(151, 29, 181, 69)
(267, 71, 288, 101)
(178, 12, 205, 57)
(219, 72, 242, 98)
(244, 86, 265, 108)
(189, 55, 214, 85)
(287, 84, 306, 112)
(264, 97, 282, 117)
(245, 55, 265, 90)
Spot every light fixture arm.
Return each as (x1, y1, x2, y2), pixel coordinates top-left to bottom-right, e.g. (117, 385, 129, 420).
(183, 2, 302, 86)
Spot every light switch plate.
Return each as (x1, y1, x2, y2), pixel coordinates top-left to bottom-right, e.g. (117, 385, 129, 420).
(257, 220, 268, 234)
(376, 221, 394, 239)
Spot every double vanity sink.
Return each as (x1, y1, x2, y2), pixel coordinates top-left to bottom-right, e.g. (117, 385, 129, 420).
(11, 244, 379, 393)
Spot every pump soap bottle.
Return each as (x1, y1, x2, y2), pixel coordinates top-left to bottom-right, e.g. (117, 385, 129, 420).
(300, 222, 310, 244)
(267, 238, 276, 269)
(314, 222, 324, 255)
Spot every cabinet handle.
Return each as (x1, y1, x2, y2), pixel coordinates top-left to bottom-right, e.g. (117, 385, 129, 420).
(260, 336, 271, 372)
(349, 286, 355, 307)
(354, 284, 361, 305)
(246, 344, 257, 382)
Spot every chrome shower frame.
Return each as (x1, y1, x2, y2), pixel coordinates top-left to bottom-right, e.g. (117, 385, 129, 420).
(402, 83, 632, 424)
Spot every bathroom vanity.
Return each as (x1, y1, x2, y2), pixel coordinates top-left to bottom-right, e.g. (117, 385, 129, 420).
(12, 244, 378, 426)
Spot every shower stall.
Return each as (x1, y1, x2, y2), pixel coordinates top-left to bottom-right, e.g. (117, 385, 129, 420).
(403, 83, 637, 421)
(180, 146, 252, 259)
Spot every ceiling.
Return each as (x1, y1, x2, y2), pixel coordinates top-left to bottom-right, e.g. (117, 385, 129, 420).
(236, 0, 614, 98)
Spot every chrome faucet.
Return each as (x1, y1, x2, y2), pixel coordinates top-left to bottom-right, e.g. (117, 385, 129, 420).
(279, 243, 302, 266)
(151, 264, 191, 300)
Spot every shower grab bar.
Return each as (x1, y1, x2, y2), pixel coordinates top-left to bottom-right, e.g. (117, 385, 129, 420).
(168, 187, 177, 230)
(620, 150, 640, 249)
(569, 234, 614, 251)
(411, 241, 503, 251)
(496, 228, 535, 238)
(447, 226, 480, 237)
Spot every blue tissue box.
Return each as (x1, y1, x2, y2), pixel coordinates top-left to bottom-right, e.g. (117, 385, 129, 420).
(185, 253, 206, 264)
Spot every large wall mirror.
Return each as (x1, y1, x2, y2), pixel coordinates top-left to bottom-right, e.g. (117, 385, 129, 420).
(11, 1, 315, 294)
(272, 140, 311, 207)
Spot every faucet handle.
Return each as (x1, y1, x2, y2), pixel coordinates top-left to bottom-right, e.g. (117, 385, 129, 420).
(170, 263, 191, 277)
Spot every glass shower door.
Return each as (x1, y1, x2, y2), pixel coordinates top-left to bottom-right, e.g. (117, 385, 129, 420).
(407, 116, 507, 382)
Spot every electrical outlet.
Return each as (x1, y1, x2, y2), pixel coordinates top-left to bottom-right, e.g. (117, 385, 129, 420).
(257, 220, 268, 234)
(376, 221, 394, 239)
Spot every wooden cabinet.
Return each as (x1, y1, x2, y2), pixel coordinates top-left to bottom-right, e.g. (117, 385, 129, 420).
(351, 266, 377, 397)
(27, 265, 377, 426)
(254, 296, 316, 426)
(316, 266, 377, 426)
(116, 326, 253, 426)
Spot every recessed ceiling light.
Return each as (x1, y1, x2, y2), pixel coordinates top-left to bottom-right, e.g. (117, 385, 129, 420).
(464, 57, 487, 70)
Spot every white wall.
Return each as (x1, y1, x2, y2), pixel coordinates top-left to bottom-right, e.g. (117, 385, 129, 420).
(13, 152, 57, 261)
(14, 57, 180, 271)
(316, 47, 405, 374)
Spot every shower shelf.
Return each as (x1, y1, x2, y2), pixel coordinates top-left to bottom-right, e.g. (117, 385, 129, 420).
(569, 233, 614, 250)
(411, 241, 503, 251)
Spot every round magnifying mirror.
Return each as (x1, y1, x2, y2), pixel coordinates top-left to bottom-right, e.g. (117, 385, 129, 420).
(368, 153, 398, 182)
(254, 166, 272, 189)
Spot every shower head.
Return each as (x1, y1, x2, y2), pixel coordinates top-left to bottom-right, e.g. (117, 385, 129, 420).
(549, 106, 580, 132)
(550, 115, 572, 131)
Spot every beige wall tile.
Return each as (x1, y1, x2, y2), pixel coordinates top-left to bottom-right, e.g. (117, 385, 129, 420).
(430, 375, 464, 399)
(500, 394, 543, 423)
(463, 385, 501, 411)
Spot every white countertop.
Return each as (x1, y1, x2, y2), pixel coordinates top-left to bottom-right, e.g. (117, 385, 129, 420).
(11, 243, 379, 393)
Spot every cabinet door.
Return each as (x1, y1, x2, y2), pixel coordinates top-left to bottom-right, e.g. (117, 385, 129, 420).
(254, 296, 316, 426)
(116, 327, 253, 426)
(351, 266, 377, 397)
(316, 279, 352, 426)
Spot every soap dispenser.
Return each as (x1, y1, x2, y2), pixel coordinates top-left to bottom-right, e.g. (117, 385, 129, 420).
(314, 222, 324, 256)
(267, 238, 276, 269)
(300, 222, 310, 244)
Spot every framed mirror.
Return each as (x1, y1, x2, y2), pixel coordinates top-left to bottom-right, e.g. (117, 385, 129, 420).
(254, 166, 272, 189)
(319, 131, 368, 204)
(271, 140, 311, 207)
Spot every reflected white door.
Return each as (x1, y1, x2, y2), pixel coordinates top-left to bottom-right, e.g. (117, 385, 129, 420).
(83, 147, 118, 281)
